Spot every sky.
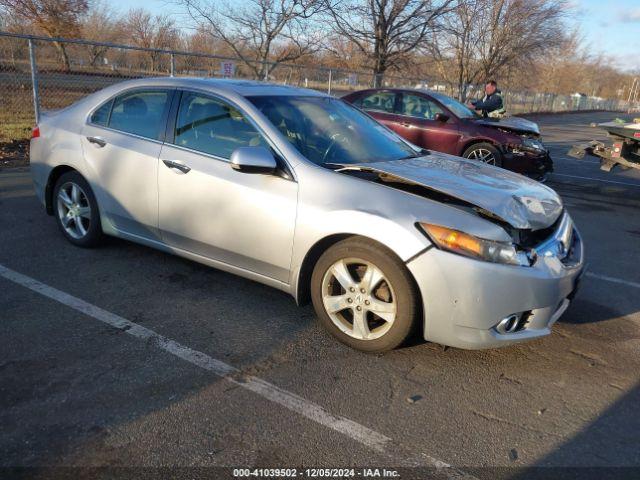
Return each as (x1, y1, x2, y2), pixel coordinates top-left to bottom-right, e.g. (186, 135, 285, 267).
(110, 0, 640, 72)
(571, 0, 640, 71)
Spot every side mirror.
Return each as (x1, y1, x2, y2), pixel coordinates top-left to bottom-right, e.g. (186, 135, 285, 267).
(434, 113, 449, 123)
(230, 146, 277, 174)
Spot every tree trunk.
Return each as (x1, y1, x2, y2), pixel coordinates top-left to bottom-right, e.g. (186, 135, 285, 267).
(54, 42, 72, 71)
(89, 47, 107, 67)
(459, 83, 467, 102)
(372, 16, 388, 89)
(373, 59, 387, 88)
(263, 62, 270, 81)
(457, 68, 465, 101)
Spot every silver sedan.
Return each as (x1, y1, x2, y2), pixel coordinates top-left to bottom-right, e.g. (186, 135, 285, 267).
(30, 78, 584, 352)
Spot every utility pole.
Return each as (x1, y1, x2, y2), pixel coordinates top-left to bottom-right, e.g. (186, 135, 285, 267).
(28, 39, 40, 123)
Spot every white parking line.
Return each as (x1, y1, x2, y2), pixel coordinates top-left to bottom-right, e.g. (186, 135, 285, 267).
(0, 263, 471, 477)
(550, 173, 640, 188)
(587, 272, 640, 290)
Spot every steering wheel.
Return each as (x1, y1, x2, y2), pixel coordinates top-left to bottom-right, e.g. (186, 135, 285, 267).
(322, 132, 350, 163)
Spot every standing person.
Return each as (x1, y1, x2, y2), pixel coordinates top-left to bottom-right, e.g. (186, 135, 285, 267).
(467, 80, 505, 117)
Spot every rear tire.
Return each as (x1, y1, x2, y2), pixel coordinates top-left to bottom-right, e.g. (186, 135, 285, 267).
(310, 237, 419, 352)
(53, 171, 103, 247)
(463, 142, 503, 167)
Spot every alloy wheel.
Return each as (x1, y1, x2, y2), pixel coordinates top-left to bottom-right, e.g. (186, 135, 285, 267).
(467, 148, 496, 165)
(56, 182, 92, 239)
(321, 258, 397, 341)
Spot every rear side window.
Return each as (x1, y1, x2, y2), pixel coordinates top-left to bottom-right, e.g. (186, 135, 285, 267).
(108, 90, 171, 140)
(174, 92, 267, 159)
(355, 91, 396, 113)
(90, 99, 113, 126)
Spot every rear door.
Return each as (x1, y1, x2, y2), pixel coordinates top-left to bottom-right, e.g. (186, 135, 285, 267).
(396, 92, 461, 153)
(81, 88, 174, 240)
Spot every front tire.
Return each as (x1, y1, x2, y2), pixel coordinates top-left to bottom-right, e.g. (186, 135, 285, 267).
(53, 171, 103, 247)
(463, 142, 503, 167)
(310, 237, 419, 352)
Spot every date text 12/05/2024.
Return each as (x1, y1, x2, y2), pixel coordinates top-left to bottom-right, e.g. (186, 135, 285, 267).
(232, 468, 401, 478)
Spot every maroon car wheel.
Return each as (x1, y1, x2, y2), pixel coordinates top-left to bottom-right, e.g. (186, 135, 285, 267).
(463, 143, 503, 167)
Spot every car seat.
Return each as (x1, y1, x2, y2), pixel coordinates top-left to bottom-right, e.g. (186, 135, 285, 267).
(261, 102, 304, 151)
(111, 96, 152, 137)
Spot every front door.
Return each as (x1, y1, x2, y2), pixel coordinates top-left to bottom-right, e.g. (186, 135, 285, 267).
(396, 92, 461, 154)
(157, 91, 298, 282)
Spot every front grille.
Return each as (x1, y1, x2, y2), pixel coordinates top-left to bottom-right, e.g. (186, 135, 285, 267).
(513, 213, 563, 250)
(531, 213, 579, 266)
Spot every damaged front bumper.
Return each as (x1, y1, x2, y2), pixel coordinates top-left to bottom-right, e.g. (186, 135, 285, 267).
(407, 214, 584, 350)
(502, 147, 554, 180)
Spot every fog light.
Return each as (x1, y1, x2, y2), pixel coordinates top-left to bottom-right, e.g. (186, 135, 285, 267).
(496, 314, 521, 334)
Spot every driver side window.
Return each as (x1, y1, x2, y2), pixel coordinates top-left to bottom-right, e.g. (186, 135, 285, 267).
(400, 94, 444, 120)
(174, 92, 268, 159)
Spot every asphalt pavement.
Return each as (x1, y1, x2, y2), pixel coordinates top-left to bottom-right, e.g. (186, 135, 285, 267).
(1, 111, 640, 479)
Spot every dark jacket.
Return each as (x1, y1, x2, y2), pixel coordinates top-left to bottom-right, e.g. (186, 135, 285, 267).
(472, 90, 504, 117)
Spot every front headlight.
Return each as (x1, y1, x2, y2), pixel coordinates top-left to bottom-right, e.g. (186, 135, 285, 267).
(418, 223, 530, 266)
(522, 138, 545, 151)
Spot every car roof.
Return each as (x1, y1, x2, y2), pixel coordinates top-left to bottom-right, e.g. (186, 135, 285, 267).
(111, 77, 328, 98)
(347, 87, 440, 97)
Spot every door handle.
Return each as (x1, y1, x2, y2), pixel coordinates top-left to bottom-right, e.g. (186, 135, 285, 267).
(87, 136, 106, 147)
(400, 122, 412, 128)
(162, 159, 191, 174)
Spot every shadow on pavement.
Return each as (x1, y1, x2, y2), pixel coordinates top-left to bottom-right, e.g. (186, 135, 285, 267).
(507, 383, 640, 479)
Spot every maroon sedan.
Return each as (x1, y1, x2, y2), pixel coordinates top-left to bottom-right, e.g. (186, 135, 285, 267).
(342, 88, 553, 179)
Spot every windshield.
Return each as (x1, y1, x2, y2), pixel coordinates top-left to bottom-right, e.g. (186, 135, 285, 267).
(248, 95, 418, 166)
(431, 92, 478, 119)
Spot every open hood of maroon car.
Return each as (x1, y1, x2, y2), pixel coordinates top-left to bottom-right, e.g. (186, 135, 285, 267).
(472, 116, 540, 135)
(346, 153, 562, 230)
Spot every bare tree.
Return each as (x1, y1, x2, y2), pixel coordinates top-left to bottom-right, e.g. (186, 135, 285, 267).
(429, 0, 568, 100)
(319, 35, 368, 70)
(124, 8, 179, 72)
(535, 35, 630, 100)
(0, 0, 89, 70)
(175, 0, 327, 79)
(323, 0, 456, 86)
(81, 1, 125, 66)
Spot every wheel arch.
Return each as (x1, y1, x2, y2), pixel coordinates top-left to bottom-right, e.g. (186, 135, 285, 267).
(295, 233, 353, 306)
(460, 138, 501, 157)
(294, 234, 423, 320)
(45, 165, 79, 215)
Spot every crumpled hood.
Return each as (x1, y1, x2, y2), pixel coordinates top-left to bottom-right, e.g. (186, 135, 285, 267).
(472, 116, 540, 135)
(348, 154, 563, 230)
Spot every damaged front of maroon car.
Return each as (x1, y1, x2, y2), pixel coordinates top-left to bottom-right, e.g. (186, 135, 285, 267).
(473, 117, 554, 180)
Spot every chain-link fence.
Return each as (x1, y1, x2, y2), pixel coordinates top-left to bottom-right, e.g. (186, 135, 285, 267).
(0, 31, 633, 145)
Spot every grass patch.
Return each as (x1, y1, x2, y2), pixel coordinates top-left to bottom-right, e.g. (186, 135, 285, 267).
(0, 114, 33, 143)
(0, 85, 33, 166)
(0, 88, 34, 143)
